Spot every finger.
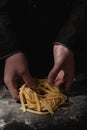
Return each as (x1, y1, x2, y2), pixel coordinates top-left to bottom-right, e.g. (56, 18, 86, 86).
(48, 65, 59, 84)
(48, 64, 61, 84)
(63, 80, 73, 94)
(55, 70, 65, 81)
(55, 79, 64, 87)
(6, 81, 19, 100)
(20, 71, 36, 91)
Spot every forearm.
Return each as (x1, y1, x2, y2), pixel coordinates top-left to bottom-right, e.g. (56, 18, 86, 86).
(0, 1, 22, 60)
(54, 0, 87, 55)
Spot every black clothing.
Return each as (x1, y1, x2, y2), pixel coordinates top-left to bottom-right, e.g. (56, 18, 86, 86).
(0, 0, 87, 77)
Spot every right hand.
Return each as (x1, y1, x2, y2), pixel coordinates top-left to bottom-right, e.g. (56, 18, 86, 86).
(48, 45, 75, 93)
(4, 52, 36, 100)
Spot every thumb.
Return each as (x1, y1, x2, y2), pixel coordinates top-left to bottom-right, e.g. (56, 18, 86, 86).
(20, 71, 36, 90)
(48, 64, 60, 84)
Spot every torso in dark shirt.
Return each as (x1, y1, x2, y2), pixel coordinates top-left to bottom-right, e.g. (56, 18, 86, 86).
(7, 0, 71, 77)
(0, 0, 87, 77)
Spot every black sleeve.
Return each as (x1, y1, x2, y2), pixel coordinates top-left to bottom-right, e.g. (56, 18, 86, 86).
(54, 0, 87, 55)
(0, 0, 22, 60)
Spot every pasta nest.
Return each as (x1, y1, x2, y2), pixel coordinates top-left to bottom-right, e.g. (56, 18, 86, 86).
(19, 78, 67, 115)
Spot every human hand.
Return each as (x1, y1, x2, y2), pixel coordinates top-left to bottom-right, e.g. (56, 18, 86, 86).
(48, 45, 75, 93)
(4, 52, 36, 100)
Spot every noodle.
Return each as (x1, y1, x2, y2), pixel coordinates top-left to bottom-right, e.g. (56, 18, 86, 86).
(19, 78, 67, 115)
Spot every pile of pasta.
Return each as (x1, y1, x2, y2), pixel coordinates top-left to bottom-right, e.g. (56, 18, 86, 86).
(19, 78, 67, 115)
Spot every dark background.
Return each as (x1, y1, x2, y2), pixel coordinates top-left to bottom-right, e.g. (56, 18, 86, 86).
(0, 0, 87, 83)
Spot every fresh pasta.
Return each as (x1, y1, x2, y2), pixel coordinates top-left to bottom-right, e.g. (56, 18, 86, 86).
(19, 78, 67, 115)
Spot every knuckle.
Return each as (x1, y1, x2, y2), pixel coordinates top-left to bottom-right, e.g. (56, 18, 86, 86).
(4, 76, 11, 85)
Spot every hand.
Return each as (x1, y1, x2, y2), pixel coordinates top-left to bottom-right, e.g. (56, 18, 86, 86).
(48, 45, 75, 93)
(4, 52, 36, 100)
